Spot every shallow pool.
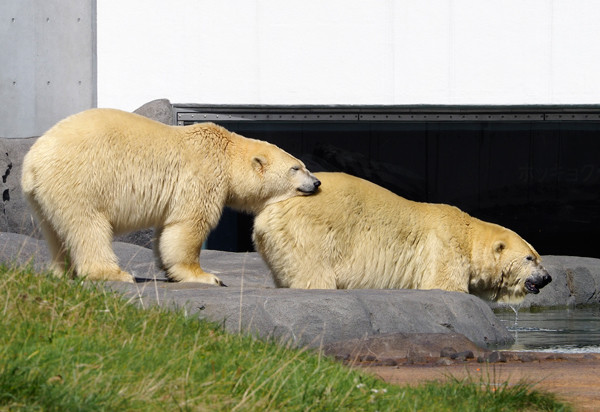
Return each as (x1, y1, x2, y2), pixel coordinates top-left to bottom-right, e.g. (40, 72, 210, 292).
(493, 306, 600, 353)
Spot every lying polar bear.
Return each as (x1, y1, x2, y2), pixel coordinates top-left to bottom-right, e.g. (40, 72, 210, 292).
(252, 172, 551, 303)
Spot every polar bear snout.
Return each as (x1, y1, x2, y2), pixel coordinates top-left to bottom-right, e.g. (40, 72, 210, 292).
(297, 174, 321, 195)
(524, 270, 552, 294)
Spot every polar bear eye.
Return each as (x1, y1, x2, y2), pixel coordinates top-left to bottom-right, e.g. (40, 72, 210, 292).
(290, 166, 300, 173)
(525, 255, 534, 261)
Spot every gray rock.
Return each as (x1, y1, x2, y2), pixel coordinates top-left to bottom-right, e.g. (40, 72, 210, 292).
(0, 137, 38, 239)
(324, 333, 485, 361)
(1, 232, 513, 350)
(133, 98, 174, 125)
(484, 351, 508, 363)
(440, 346, 458, 358)
(0, 232, 274, 289)
(518, 353, 536, 362)
(0, 232, 48, 270)
(107, 284, 513, 349)
(451, 350, 474, 361)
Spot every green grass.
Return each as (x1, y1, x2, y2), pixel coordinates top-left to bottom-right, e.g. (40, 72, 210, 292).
(0, 264, 571, 411)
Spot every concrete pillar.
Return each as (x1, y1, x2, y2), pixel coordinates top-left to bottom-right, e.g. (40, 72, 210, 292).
(0, 0, 96, 138)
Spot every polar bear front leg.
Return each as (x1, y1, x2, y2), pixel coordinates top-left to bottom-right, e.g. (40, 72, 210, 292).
(158, 222, 226, 286)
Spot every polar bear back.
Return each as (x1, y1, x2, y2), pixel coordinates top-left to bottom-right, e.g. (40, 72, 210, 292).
(22, 109, 231, 233)
(254, 172, 474, 290)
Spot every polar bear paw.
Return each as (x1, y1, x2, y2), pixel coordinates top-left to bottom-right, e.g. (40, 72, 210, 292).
(167, 263, 227, 286)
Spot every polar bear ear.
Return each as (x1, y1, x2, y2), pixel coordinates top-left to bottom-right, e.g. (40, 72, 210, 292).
(493, 240, 506, 256)
(252, 155, 268, 174)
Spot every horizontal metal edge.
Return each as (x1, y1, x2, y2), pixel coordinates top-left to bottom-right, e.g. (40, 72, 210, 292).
(175, 108, 600, 123)
(545, 113, 600, 121)
(177, 113, 360, 122)
(358, 114, 546, 121)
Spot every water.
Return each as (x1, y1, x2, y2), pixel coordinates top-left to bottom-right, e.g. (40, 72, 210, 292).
(493, 306, 600, 353)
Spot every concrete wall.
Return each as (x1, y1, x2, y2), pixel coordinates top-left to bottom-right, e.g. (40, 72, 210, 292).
(0, 0, 97, 138)
(97, 0, 600, 111)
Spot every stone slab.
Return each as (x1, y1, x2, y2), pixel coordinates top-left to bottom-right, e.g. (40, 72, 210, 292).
(322, 332, 485, 362)
(1, 232, 513, 349)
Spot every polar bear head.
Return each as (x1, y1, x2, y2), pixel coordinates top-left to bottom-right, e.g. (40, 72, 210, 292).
(470, 225, 552, 303)
(226, 134, 321, 214)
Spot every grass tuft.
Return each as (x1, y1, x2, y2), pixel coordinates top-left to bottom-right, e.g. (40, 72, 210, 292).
(0, 264, 571, 411)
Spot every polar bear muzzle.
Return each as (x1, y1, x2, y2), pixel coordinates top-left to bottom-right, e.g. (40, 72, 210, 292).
(295, 171, 321, 195)
(524, 269, 552, 294)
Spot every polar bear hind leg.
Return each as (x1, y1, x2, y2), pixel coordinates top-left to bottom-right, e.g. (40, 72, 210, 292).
(65, 212, 133, 283)
(25, 194, 73, 278)
(36, 216, 70, 278)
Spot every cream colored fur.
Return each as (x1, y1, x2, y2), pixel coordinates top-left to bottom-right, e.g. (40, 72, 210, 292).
(22, 108, 319, 284)
(253, 172, 550, 303)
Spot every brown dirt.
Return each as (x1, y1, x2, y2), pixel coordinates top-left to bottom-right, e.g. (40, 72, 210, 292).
(358, 353, 600, 412)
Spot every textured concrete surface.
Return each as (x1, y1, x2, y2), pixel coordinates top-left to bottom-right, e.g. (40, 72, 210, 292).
(1, 232, 514, 349)
(3, 232, 600, 352)
(0, 137, 38, 238)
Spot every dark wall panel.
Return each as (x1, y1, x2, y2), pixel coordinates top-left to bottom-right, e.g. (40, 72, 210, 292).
(205, 120, 600, 258)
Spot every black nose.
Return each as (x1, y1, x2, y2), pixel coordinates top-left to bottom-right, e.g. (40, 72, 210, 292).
(314, 179, 321, 188)
(542, 273, 552, 286)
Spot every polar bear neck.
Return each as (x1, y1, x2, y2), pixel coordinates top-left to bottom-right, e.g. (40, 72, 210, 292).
(222, 133, 269, 214)
(466, 219, 512, 299)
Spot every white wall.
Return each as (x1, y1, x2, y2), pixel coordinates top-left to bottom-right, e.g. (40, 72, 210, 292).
(0, 0, 96, 137)
(97, 0, 600, 111)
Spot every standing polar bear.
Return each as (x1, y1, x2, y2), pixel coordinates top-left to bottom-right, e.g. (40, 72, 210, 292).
(253, 172, 551, 303)
(22, 108, 320, 284)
